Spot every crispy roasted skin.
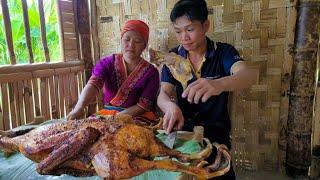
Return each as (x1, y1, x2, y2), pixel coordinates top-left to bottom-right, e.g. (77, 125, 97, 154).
(0, 115, 230, 179)
(149, 48, 193, 90)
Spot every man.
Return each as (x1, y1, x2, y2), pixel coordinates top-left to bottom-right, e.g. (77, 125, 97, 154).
(157, 0, 256, 179)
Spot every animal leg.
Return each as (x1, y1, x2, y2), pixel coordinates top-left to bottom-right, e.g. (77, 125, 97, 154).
(19, 130, 74, 162)
(152, 138, 212, 163)
(36, 127, 100, 174)
(151, 144, 231, 179)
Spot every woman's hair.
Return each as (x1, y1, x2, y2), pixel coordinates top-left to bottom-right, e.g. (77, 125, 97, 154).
(170, 0, 208, 23)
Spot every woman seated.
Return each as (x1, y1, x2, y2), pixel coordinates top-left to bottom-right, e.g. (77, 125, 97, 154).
(67, 20, 159, 124)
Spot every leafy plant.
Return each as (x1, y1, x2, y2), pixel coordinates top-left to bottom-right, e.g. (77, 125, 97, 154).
(0, 0, 60, 65)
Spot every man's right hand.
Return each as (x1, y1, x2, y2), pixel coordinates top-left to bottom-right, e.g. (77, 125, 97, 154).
(162, 102, 184, 134)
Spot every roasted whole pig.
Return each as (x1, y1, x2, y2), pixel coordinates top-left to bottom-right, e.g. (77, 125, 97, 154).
(0, 115, 231, 179)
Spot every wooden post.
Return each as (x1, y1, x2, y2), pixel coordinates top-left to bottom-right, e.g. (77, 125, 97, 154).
(1, 0, 16, 65)
(21, 0, 34, 63)
(76, 0, 95, 115)
(38, 0, 50, 62)
(286, 0, 320, 177)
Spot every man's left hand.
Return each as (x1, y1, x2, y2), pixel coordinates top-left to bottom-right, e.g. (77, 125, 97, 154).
(182, 78, 225, 104)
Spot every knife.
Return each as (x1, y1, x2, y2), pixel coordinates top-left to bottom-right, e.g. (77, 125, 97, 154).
(164, 131, 177, 149)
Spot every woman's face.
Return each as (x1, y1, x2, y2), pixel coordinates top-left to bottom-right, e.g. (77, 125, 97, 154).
(121, 31, 146, 60)
(173, 15, 209, 52)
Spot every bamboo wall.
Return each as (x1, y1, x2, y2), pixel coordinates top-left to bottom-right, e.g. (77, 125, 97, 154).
(94, 0, 299, 173)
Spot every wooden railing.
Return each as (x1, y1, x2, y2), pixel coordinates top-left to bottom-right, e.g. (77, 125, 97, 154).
(0, 0, 94, 130)
(0, 62, 85, 130)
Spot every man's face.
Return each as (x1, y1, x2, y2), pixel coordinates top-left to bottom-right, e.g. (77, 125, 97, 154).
(173, 15, 209, 51)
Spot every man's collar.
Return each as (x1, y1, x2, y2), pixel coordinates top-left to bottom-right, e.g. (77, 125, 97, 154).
(177, 37, 215, 59)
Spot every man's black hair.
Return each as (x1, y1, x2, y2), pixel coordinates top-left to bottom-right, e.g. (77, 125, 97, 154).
(170, 0, 208, 23)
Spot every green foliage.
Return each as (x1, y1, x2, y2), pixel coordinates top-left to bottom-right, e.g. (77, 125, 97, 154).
(0, 0, 60, 65)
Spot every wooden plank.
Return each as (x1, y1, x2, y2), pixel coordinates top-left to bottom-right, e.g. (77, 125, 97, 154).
(0, 72, 32, 83)
(59, 0, 73, 12)
(73, 0, 80, 62)
(64, 73, 72, 114)
(64, 40, 78, 50)
(17, 81, 25, 125)
(1, 0, 16, 64)
(54, 74, 61, 118)
(0, 83, 10, 130)
(49, 76, 57, 119)
(68, 73, 77, 113)
(32, 69, 55, 78)
(21, 0, 34, 63)
(32, 79, 41, 116)
(61, 13, 75, 24)
(0, 61, 83, 74)
(58, 74, 66, 117)
(40, 77, 50, 120)
(9, 82, 18, 128)
(24, 80, 34, 124)
(38, 0, 50, 62)
(77, 0, 94, 82)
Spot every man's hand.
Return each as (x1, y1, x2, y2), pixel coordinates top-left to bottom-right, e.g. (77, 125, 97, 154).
(182, 78, 225, 104)
(162, 102, 185, 134)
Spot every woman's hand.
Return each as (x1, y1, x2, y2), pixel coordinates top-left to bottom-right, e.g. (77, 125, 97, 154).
(66, 108, 85, 120)
(162, 102, 184, 134)
(182, 78, 225, 104)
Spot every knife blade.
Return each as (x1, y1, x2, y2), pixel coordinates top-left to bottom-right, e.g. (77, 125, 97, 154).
(164, 131, 177, 149)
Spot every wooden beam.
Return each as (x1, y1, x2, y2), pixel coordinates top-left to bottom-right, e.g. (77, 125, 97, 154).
(56, 0, 66, 61)
(286, 0, 320, 177)
(21, 0, 34, 63)
(77, 0, 93, 82)
(0, 61, 83, 74)
(38, 0, 50, 62)
(1, 0, 16, 64)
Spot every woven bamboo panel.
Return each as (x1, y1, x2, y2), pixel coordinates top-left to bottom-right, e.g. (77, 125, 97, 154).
(95, 0, 298, 172)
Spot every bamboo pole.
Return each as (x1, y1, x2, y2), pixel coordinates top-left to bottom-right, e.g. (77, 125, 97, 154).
(38, 0, 50, 62)
(286, 0, 320, 177)
(21, 0, 34, 63)
(1, 0, 16, 65)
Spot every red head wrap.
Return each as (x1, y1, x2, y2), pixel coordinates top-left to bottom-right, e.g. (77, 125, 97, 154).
(121, 20, 149, 44)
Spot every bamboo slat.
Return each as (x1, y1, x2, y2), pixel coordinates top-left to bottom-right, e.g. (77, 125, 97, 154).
(1, 0, 16, 64)
(49, 77, 57, 119)
(53, 74, 61, 119)
(40, 77, 50, 120)
(32, 79, 41, 116)
(17, 81, 25, 125)
(21, 0, 34, 63)
(23, 80, 34, 124)
(38, 0, 50, 62)
(58, 74, 66, 117)
(9, 83, 18, 128)
(0, 100, 3, 130)
(0, 84, 10, 130)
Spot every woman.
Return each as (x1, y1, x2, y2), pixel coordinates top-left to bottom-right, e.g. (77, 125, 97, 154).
(67, 20, 159, 123)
